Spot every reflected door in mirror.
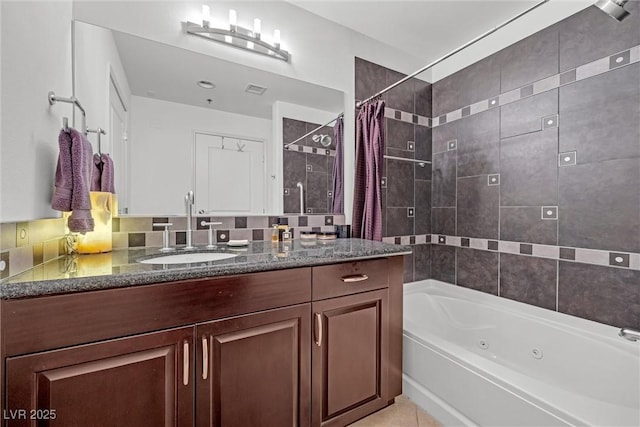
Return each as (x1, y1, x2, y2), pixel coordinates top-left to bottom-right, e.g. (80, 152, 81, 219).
(194, 133, 265, 215)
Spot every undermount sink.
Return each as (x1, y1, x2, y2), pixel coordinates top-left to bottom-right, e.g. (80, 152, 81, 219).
(138, 252, 238, 265)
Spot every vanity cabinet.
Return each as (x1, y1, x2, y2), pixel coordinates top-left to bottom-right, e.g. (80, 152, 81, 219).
(1, 256, 404, 427)
(196, 304, 311, 427)
(5, 327, 194, 427)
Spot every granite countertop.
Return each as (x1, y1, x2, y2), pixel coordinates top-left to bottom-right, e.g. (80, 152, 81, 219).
(0, 238, 411, 299)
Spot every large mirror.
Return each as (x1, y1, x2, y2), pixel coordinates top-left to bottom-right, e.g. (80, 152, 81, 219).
(73, 21, 344, 217)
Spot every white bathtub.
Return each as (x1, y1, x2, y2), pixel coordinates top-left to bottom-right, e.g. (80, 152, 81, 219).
(402, 280, 640, 427)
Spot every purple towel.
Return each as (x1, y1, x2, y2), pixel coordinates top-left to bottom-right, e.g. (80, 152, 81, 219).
(100, 153, 115, 194)
(91, 154, 102, 192)
(51, 128, 95, 233)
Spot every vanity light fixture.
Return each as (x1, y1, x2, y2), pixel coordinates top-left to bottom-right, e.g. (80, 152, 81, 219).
(185, 5, 290, 62)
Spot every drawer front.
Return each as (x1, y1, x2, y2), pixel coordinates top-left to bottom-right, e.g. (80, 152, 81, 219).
(312, 258, 389, 300)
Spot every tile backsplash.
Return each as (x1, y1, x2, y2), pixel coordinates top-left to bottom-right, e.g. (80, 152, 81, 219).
(0, 214, 345, 279)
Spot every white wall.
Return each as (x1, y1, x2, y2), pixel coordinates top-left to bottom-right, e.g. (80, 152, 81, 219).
(0, 0, 74, 222)
(73, 20, 132, 154)
(129, 95, 272, 215)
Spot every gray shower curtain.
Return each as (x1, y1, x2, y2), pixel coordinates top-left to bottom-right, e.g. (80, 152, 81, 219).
(331, 116, 344, 213)
(352, 100, 385, 241)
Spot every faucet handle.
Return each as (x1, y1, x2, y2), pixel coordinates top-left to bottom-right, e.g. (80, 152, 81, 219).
(201, 221, 222, 248)
(153, 223, 175, 252)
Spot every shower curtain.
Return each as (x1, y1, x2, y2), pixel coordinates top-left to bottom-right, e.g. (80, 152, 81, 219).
(331, 116, 344, 213)
(352, 99, 385, 241)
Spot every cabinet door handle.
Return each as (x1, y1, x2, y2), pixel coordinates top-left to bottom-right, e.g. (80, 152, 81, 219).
(202, 336, 209, 380)
(341, 274, 369, 283)
(183, 340, 189, 386)
(315, 313, 323, 347)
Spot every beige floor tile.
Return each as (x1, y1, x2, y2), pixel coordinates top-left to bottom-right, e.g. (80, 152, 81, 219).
(349, 395, 442, 427)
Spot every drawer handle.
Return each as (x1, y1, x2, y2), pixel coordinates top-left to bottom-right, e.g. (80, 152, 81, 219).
(341, 274, 369, 283)
(183, 340, 189, 386)
(315, 313, 323, 347)
(202, 336, 209, 380)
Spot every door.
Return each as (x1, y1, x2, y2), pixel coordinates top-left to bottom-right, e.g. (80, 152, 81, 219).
(196, 304, 311, 427)
(194, 132, 265, 215)
(311, 289, 389, 427)
(5, 327, 194, 427)
(109, 74, 129, 215)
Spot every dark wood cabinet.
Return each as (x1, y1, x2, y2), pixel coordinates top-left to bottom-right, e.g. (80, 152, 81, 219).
(1, 257, 405, 427)
(311, 289, 389, 427)
(5, 327, 194, 427)
(196, 304, 311, 427)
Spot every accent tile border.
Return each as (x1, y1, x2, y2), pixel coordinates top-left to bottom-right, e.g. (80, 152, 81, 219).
(284, 144, 336, 157)
(431, 45, 640, 128)
(416, 234, 640, 271)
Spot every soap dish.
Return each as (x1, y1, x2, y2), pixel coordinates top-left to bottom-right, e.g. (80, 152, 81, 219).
(227, 239, 249, 247)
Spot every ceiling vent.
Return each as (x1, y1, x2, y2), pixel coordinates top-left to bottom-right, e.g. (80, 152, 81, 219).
(245, 84, 267, 95)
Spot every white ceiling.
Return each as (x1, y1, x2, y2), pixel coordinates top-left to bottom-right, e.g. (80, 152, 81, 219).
(111, 30, 344, 119)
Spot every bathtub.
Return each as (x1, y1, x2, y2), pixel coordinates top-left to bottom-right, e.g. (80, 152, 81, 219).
(402, 280, 640, 427)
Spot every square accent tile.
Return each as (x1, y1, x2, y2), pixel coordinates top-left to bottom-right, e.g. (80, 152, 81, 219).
(461, 106, 471, 117)
(407, 208, 415, 218)
(542, 115, 558, 129)
(306, 164, 313, 172)
(428, 118, 433, 127)
(609, 252, 630, 267)
(559, 151, 577, 166)
(407, 141, 415, 151)
(325, 149, 331, 155)
(298, 216, 308, 226)
(438, 235, 446, 244)
(216, 230, 230, 243)
(235, 217, 248, 229)
(394, 237, 401, 244)
(327, 191, 333, 198)
(559, 247, 576, 260)
(609, 50, 630, 69)
(488, 174, 500, 186)
(175, 231, 186, 245)
(252, 229, 264, 241)
(447, 140, 457, 151)
(395, 110, 402, 120)
(412, 114, 419, 124)
(1, 251, 9, 279)
(284, 188, 290, 195)
(488, 240, 498, 251)
(128, 233, 146, 248)
(306, 208, 313, 214)
(410, 236, 416, 244)
(520, 243, 533, 255)
(559, 69, 576, 85)
(325, 216, 334, 225)
(488, 97, 499, 108)
(520, 85, 534, 98)
(439, 115, 447, 125)
(541, 206, 558, 220)
(381, 177, 387, 188)
(461, 238, 470, 247)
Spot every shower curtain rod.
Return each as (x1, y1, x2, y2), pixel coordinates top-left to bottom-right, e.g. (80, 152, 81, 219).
(284, 112, 344, 148)
(356, 0, 549, 108)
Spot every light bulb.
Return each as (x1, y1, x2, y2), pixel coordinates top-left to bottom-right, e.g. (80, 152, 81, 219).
(229, 9, 237, 31)
(202, 5, 210, 27)
(253, 18, 261, 39)
(273, 29, 281, 48)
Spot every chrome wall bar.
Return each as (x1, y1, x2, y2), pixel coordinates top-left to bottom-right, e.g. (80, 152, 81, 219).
(356, 0, 550, 108)
(87, 127, 107, 154)
(619, 327, 640, 342)
(284, 113, 344, 148)
(383, 155, 431, 167)
(48, 91, 87, 134)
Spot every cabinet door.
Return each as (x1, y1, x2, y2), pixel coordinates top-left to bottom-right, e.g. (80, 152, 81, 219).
(5, 327, 194, 427)
(196, 304, 311, 427)
(311, 289, 389, 427)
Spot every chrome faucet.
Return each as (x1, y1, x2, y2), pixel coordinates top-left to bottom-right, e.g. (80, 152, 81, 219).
(184, 191, 195, 250)
(619, 327, 640, 342)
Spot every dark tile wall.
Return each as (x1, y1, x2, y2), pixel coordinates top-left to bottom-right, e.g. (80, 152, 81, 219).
(428, 5, 640, 328)
(355, 57, 432, 283)
(283, 118, 340, 214)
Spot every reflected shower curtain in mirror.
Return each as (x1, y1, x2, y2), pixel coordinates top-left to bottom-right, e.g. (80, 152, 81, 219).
(331, 116, 344, 213)
(352, 100, 385, 241)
